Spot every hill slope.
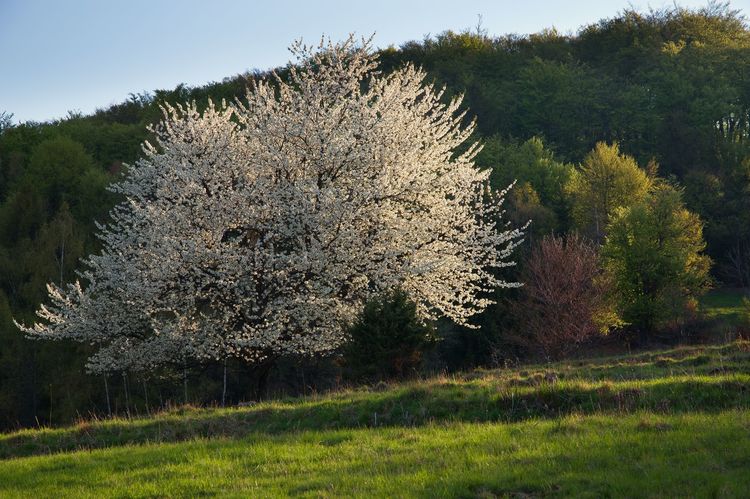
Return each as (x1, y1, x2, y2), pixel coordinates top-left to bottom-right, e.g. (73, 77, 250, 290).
(3, 4, 750, 430)
(1, 341, 749, 497)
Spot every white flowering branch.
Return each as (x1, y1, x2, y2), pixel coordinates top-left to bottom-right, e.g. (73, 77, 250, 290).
(15, 35, 524, 374)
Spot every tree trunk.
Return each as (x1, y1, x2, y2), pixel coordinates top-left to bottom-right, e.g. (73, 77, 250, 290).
(222, 359, 227, 408)
(104, 376, 111, 417)
(143, 379, 150, 416)
(123, 373, 131, 418)
(183, 361, 188, 406)
(48, 383, 53, 426)
(59, 237, 65, 286)
(247, 358, 276, 402)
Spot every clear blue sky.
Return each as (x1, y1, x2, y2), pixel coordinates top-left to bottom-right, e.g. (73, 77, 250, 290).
(1, 0, 745, 123)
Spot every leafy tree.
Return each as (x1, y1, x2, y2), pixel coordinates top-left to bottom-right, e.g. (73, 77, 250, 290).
(512, 57, 607, 158)
(567, 142, 652, 242)
(0, 112, 12, 135)
(16, 37, 524, 378)
(478, 136, 573, 236)
(343, 289, 434, 381)
(32, 203, 85, 287)
(505, 183, 558, 243)
(0, 138, 104, 427)
(23, 136, 110, 222)
(603, 183, 712, 333)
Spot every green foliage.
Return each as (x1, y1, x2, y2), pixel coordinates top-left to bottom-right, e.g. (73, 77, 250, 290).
(0, 112, 12, 136)
(23, 136, 110, 221)
(504, 183, 558, 241)
(0, 133, 116, 429)
(513, 58, 607, 159)
(343, 289, 434, 382)
(385, 3, 750, 271)
(684, 163, 750, 285)
(567, 142, 652, 242)
(478, 136, 572, 237)
(603, 183, 712, 332)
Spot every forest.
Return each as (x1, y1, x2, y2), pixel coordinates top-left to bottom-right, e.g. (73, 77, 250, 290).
(1, 3, 750, 430)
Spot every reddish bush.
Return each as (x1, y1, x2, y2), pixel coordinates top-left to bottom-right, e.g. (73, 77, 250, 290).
(512, 234, 619, 359)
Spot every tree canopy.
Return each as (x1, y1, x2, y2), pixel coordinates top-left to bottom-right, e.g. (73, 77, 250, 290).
(603, 183, 712, 331)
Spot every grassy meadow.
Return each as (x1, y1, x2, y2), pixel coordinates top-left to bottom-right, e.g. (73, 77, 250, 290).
(4, 5, 750, 497)
(1, 339, 749, 497)
(700, 289, 749, 324)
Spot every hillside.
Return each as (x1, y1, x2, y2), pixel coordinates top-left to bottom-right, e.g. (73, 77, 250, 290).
(1, 340, 748, 497)
(2, 3, 750, 431)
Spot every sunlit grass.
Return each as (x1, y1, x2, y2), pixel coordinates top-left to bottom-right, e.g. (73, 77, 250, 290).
(0, 411, 748, 498)
(700, 288, 749, 323)
(1, 340, 749, 497)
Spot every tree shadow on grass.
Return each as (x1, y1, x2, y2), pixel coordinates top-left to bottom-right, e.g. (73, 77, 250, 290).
(1, 373, 748, 459)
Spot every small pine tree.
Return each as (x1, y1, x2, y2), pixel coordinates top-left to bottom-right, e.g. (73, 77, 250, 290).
(343, 289, 435, 382)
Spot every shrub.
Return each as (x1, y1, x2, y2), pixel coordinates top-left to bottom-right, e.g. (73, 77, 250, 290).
(511, 234, 619, 359)
(343, 289, 435, 382)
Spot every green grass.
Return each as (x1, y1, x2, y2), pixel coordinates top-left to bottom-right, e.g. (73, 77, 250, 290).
(699, 288, 749, 323)
(1, 341, 749, 497)
(1, 412, 748, 498)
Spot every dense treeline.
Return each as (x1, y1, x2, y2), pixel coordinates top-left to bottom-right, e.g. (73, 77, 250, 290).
(1, 3, 748, 429)
(380, 4, 750, 276)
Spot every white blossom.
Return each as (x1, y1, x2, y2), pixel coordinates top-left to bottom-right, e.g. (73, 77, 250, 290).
(15, 36, 524, 374)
